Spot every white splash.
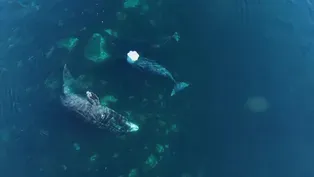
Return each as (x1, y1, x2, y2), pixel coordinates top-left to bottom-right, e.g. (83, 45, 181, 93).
(127, 51, 140, 64)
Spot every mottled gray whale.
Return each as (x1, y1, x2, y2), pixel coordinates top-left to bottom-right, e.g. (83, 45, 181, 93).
(60, 64, 139, 134)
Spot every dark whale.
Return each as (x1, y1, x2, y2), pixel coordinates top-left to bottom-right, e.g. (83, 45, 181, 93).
(60, 64, 139, 134)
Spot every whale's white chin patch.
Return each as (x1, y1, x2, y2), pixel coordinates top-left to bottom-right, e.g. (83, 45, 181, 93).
(126, 121, 139, 132)
(127, 51, 139, 64)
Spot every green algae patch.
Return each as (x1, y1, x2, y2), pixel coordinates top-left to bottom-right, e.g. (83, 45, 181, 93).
(84, 33, 110, 63)
(56, 37, 79, 52)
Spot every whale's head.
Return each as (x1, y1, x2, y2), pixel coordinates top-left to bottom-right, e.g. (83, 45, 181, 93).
(125, 121, 139, 132)
(94, 107, 139, 134)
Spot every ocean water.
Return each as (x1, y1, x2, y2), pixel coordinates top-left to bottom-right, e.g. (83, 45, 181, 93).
(1, 0, 314, 177)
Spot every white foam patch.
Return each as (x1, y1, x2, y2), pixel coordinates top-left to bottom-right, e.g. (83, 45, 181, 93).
(127, 51, 139, 64)
(86, 91, 92, 98)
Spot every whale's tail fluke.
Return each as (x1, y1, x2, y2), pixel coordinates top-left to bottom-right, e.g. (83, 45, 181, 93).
(171, 82, 190, 96)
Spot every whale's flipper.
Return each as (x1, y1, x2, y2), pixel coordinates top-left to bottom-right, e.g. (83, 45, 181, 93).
(86, 91, 100, 105)
(63, 64, 74, 95)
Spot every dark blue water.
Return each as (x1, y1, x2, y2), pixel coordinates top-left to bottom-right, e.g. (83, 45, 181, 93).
(1, 0, 314, 177)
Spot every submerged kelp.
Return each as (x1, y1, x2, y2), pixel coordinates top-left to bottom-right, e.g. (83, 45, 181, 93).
(84, 33, 110, 63)
(56, 37, 79, 52)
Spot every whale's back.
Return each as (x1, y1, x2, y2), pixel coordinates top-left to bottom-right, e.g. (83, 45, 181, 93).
(60, 64, 139, 134)
(61, 93, 96, 122)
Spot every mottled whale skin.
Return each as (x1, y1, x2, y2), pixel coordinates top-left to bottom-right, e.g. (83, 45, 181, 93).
(60, 65, 139, 134)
